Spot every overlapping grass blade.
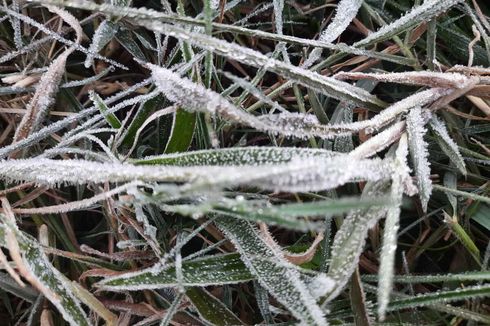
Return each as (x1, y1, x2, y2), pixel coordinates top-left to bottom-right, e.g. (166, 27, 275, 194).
(215, 217, 331, 325)
(0, 215, 90, 326)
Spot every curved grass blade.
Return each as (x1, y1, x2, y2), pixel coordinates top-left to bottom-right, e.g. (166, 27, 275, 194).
(84, 20, 119, 68)
(387, 284, 490, 311)
(186, 287, 245, 325)
(164, 109, 196, 153)
(89, 91, 122, 129)
(215, 217, 331, 325)
(355, 0, 464, 47)
(119, 94, 165, 148)
(134, 146, 336, 166)
(0, 215, 91, 326)
(377, 135, 409, 320)
(406, 107, 432, 212)
(430, 115, 467, 175)
(326, 181, 390, 302)
(320, 0, 363, 43)
(97, 253, 254, 290)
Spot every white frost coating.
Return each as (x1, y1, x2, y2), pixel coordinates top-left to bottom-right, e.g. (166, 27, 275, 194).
(221, 71, 287, 113)
(355, 0, 464, 47)
(216, 218, 329, 325)
(0, 6, 127, 69)
(84, 20, 118, 68)
(152, 64, 446, 140)
(406, 107, 432, 212)
(0, 156, 393, 194)
(334, 71, 472, 89)
(0, 219, 91, 326)
(326, 181, 390, 302)
(430, 115, 467, 175)
(0, 78, 152, 160)
(136, 146, 338, 166)
(273, 0, 284, 35)
(305, 0, 363, 67)
(258, 88, 449, 139)
(12, 49, 72, 143)
(320, 0, 363, 43)
(349, 121, 406, 159)
(308, 274, 336, 299)
(140, 22, 382, 107)
(43, 5, 83, 44)
(151, 64, 372, 139)
(11, 0, 23, 49)
(377, 134, 408, 320)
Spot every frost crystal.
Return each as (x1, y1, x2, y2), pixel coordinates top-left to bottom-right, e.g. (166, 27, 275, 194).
(12, 49, 72, 144)
(216, 218, 330, 325)
(406, 107, 432, 212)
(320, 0, 363, 43)
(0, 155, 393, 202)
(84, 20, 119, 68)
(430, 114, 467, 175)
(377, 134, 410, 320)
(355, 0, 464, 47)
(334, 71, 473, 89)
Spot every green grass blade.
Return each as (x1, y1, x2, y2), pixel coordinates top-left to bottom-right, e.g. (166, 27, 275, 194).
(96, 253, 254, 290)
(387, 284, 490, 311)
(164, 109, 196, 153)
(186, 287, 245, 325)
(89, 91, 122, 129)
(362, 271, 490, 283)
(0, 218, 91, 326)
(355, 0, 463, 47)
(216, 217, 331, 325)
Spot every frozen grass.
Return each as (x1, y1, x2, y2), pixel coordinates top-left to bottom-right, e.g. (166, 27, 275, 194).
(0, 0, 489, 325)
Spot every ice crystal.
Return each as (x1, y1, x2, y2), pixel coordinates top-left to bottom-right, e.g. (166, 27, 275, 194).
(84, 20, 119, 68)
(406, 107, 432, 212)
(216, 218, 330, 325)
(430, 114, 467, 175)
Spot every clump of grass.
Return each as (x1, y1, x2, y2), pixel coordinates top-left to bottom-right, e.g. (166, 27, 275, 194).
(0, 0, 489, 325)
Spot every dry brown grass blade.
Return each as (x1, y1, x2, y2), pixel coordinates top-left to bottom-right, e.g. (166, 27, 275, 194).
(0, 247, 25, 287)
(10, 4, 83, 157)
(334, 71, 472, 89)
(0, 197, 58, 299)
(258, 222, 323, 265)
(11, 49, 72, 150)
(466, 95, 490, 117)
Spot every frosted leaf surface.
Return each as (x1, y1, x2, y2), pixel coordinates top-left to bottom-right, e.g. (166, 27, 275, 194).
(326, 181, 390, 302)
(97, 253, 255, 290)
(0, 216, 91, 326)
(142, 26, 384, 108)
(272, 0, 284, 35)
(216, 217, 330, 325)
(151, 65, 377, 139)
(320, 0, 363, 43)
(349, 121, 406, 159)
(256, 88, 449, 139)
(134, 146, 337, 166)
(406, 107, 432, 212)
(334, 71, 473, 89)
(355, 0, 464, 47)
(377, 134, 409, 320)
(0, 155, 393, 195)
(84, 20, 119, 68)
(430, 115, 467, 175)
(12, 49, 72, 144)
